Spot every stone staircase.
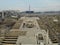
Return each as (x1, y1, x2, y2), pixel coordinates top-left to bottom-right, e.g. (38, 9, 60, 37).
(1, 36, 18, 45)
(0, 30, 19, 45)
(0, 28, 26, 45)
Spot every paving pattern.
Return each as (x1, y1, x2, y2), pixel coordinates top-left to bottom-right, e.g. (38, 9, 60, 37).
(16, 17, 51, 45)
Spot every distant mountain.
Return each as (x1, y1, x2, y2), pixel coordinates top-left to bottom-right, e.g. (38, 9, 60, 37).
(43, 11, 60, 13)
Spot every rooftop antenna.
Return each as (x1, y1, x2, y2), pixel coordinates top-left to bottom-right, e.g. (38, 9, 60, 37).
(29, 4, 30, 11)
(28, 0, 31, 11)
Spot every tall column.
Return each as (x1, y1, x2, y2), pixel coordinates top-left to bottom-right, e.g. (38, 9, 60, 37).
(46, 29, 49, 45)
(2, 11, 4, 20)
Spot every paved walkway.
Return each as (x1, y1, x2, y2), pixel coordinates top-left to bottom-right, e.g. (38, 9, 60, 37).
(16, 17, 49, 45)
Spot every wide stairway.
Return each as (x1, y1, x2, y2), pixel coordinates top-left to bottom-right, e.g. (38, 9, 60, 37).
(1, 36, 18, 45)
(1, 30, 19, 45)
(1, 29, 26, 45)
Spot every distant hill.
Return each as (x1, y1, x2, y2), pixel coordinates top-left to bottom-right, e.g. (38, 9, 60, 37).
(43, 11, 60, 13)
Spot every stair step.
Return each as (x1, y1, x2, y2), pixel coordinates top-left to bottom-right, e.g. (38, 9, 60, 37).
(3, 44, 16, 45)
(3, 40, 17, 41)
(2, 43, 16, 44)
(2, 41, 16, 42)
(5, 37, 18, 39)
(2, 42, 16, 44)
(5, 36, 18, 37)
(2, 41, 16, 44)
(3, 39, 17, 41)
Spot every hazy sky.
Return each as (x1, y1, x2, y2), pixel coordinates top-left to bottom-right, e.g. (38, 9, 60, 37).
(0, 0, 60, 11)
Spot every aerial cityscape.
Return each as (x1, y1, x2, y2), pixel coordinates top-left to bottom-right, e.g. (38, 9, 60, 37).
(0, 0, 60, 45)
